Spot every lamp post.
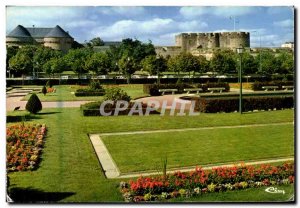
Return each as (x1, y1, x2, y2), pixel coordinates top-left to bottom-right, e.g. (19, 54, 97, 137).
(236, 47, 244, 114)
(156, 55, 160, 84)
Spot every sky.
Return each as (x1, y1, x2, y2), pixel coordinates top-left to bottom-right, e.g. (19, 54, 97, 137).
(6, 6, 294, 47)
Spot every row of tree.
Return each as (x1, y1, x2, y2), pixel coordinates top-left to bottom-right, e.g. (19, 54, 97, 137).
(7, 38, 294, 83)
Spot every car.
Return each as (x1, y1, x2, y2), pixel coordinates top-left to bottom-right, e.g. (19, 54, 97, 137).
(97, 75, 109, 79)
(60, 75, 69, 80)
(115, 76, 125, 79)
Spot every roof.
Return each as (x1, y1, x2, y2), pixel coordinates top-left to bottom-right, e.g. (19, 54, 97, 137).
(45, 25, 72, 38)
(7, 25, 32, 38)
(7, 25, 73, 39)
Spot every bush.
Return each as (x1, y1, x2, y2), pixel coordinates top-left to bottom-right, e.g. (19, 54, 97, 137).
(89, 80, 103, 90)
(104, 87, 131, 102)
(80, 101, 159, 116)
(252, 81, 294, 91)
(74, 88, 105, 97)
(143, 83, 230, 96)
(46, 80, 53, 88)
(25, 93, 42, 114)
(42, 86, 47, 95)
(193, 96, 294, 113)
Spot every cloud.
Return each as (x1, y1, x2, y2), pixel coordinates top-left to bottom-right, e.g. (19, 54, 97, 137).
(96, 6, 146, 16)
(180, 6, 257, 19)
(273, 19, 294, 28)
(91, 18, 208, 45)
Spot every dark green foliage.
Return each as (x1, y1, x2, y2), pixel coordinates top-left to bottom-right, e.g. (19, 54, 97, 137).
(74, 89, 105, 97)
(193, 96, 294, 113)
(25, 93, 42, 114)
(252, 81, 294, 91)
(42, 86, 47, 96)
(80, 101, 159, 116)
(46, 80, 53, 88)
(104, 88, 131, 102)
(89, 80, 103, 90)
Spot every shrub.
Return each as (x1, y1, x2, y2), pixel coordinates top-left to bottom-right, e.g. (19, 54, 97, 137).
(193, 96, 294, 113)
(46, 80, 53, 88)
(25, 93, 42, 114)
(252, 81, 294, 91)
(89, 80, 103, 90)
(104, 87, 131, 102)
(74, 89, 105, 97)
(42, 86, 47, 96)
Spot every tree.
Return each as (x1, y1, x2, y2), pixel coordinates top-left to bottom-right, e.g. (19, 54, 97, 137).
(6, 46, 18, 77)
(25, 93, 42, 114)
(167, 52, 201, 77)
(256, 50, 277, 75)
(276, 51, 294, 74)
(118, 55, 136, 84)
(142, 55, 167, 75)
(63, 48, 93, 77)
(33, 46, 62, 77)
(196, 55, 210, 76)
(237, 52, 259, 75)
(84, 52, 112, 76)
(108, 38, 156, 82)
(87, 37, 104, 47)
(8, 46, 38, 78)
(42, 58, 67, 77)
(210, 49, 237, 74)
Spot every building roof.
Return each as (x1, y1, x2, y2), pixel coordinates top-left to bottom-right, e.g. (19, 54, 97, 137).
(45, 25, 72, 38)
(7, 25, 32, 38)
(7, 25, 73, 39)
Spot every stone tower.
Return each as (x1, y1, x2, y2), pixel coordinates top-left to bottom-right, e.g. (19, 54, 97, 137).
(6, 25, 35, 47)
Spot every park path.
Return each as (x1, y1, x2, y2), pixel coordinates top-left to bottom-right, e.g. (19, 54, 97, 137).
(6, 89, 91, 111)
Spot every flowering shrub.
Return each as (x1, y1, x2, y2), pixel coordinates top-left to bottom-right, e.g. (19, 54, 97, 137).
(6, 123, 47, 172)
(120, 163, 294, 202)
(47, 88, 56, 93)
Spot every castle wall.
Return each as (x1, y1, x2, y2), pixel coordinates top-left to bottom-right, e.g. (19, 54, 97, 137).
(155, 46, 182, 57)
(219, 32, 250, 49)
(6, 37, 35, 47)
(44, 37, 73, 53)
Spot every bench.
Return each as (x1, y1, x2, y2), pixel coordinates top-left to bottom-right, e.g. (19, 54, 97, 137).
(184, 88, 203, 94)
(262, 86, 278, 91)
(158, 89, 178, 95)
(207, 87, 225, 93)
(282, 86, 294, 91)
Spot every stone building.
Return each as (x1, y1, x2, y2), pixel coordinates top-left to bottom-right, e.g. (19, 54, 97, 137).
(6, 25, 74, 53)
(155, 31, 250, 58)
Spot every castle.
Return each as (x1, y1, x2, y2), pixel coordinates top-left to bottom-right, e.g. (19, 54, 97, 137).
(6, 25, 74, 53)
(155, 32, 250, 58)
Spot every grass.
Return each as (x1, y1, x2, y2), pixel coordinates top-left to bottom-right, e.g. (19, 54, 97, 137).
(102, 124, 294, 173)
(6, 108, 294, 202)
(21, 84, 148, 102)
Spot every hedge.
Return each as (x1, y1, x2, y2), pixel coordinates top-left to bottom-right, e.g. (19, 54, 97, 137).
(193, 96, 294, 113)
(143, 83, 230, 96)
(80, 101, 159, 116)
(252, 81, 294, 91)
(74, 89, 105, 97)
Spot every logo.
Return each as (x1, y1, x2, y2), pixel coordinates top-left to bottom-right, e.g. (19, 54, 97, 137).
(265, 187, 285, 194)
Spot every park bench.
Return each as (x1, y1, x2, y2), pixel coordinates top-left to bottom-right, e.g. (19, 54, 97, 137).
(282, 85, 294, 91)
(262, 86, 278, 91)
(207, 87, 225, 93)
(183, 88, 203, 94)
(158, 89, 178, 95)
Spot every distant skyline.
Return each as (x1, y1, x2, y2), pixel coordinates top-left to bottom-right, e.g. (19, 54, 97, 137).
(6, 6, 294, 47)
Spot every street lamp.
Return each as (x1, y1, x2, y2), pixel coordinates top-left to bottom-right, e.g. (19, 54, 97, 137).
(236, 47, 244, 114)
(156, 55, 160, 85)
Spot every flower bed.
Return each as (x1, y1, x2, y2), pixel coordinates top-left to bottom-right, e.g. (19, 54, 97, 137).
(120, 163, 294, 202)
(47, 87, 56, 93)
(6, 123, 47, 172)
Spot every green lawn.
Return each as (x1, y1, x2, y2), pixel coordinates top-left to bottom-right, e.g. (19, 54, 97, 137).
(7, 108, 294, 202)
(21, 84, 148, 101)
(102, 124, 294, 173)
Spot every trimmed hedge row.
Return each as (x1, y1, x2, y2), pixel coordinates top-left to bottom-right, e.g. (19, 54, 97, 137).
(143, 83, 230, 96)
(193, 96, 294, 113)
(252, 81, 294, 91)
(74, 89, 105, 97)
(80, 101, 159, 116)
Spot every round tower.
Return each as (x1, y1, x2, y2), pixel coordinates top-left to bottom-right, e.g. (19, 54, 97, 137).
(6, 25, 34, 47)
(44, 25, 73, 53)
